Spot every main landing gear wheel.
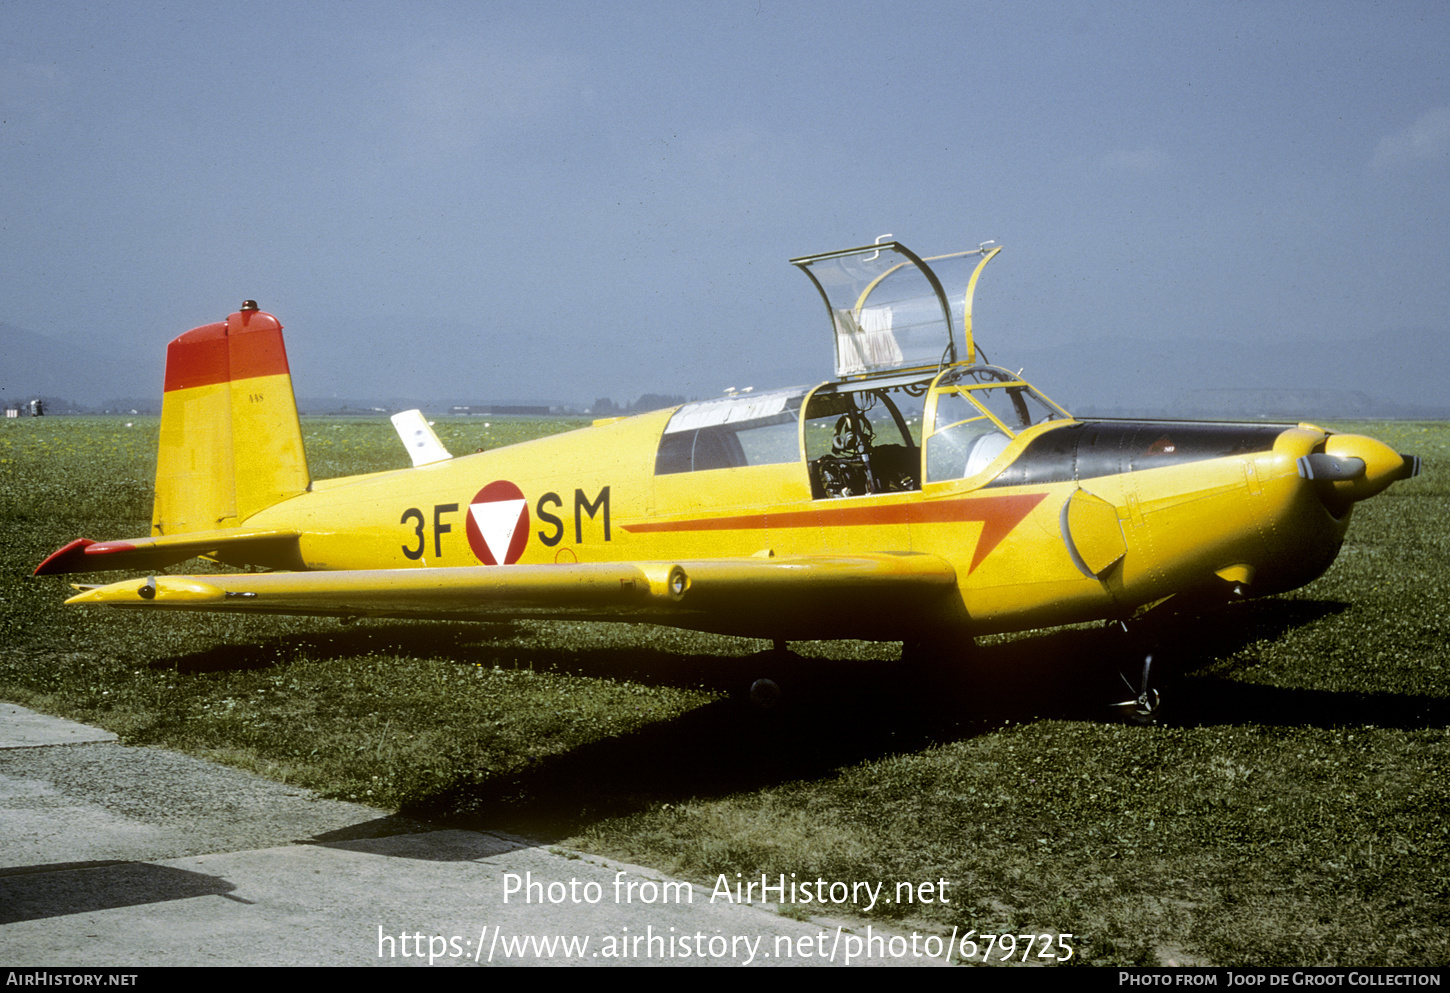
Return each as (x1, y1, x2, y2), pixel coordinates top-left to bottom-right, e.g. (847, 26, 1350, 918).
(748, 677, 783, 711)
(741, 642, 800, 715)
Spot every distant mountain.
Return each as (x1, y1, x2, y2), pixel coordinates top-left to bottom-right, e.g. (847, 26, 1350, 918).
(1, 321, 159, 411)
(6, 315, 1446, 420)
(1005, 327, 1450, 419)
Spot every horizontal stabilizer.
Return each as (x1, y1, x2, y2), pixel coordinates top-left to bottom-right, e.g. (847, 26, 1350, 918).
(62, 553, 959, 640)
(34, 528, 302, 576)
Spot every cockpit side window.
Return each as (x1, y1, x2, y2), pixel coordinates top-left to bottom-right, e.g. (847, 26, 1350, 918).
(804, 382, 927, 499)
(656, 394, 802, 474)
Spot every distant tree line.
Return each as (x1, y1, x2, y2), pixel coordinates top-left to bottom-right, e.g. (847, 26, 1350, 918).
(591, 394, 690, 415)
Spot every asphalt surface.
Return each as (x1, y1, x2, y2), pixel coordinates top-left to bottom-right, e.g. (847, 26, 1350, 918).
(0, 703, 934, 967)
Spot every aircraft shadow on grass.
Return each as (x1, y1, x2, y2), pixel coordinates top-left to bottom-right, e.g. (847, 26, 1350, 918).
(147, 593, 1447, 845)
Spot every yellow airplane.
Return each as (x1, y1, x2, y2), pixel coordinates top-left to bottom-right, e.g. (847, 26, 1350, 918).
(35, 239, 1421, 718)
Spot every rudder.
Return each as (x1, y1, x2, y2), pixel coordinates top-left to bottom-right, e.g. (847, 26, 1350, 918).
(152, 302, 310, 535)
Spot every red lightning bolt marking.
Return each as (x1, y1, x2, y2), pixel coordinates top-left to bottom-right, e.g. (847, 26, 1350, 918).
(620, 492, 1047, 573)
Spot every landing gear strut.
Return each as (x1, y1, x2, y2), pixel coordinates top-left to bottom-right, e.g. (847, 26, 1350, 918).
(1108, 621, 1163, 724)
(1111, 651, 1161, 724)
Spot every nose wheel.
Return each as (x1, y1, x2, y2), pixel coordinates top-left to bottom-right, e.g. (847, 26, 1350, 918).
(1106, 620, 1164, 724)
(1111, 650, 1162, 724)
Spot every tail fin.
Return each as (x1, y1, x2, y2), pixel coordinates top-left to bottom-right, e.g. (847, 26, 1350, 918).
(152, 302, 310, 535)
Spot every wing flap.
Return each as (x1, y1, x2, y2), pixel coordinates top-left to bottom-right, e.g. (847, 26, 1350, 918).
(63, 553, 959, 639)
(34, 528, 303, 575)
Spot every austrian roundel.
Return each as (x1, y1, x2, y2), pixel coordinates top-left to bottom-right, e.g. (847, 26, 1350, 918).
(465, 481, 530, 565)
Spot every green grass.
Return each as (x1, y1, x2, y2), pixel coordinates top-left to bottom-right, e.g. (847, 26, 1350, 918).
(2, 414, 1447, 966)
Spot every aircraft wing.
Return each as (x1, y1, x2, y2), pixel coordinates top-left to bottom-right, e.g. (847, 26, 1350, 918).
(34, 528, 303, 575)
(60, 553, 959, 641)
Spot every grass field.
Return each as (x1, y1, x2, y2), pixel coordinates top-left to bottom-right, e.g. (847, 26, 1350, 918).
(2, 414, 1446, 966)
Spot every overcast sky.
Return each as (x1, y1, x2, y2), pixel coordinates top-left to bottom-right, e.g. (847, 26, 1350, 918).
(4, 1, 1448, 406)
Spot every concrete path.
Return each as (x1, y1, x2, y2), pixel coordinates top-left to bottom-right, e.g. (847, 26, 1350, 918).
(0, 704, 940, 967)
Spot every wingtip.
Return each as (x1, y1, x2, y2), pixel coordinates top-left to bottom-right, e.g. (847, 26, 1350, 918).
(34, 538, 144, 575)
(34, 539, 95, 576)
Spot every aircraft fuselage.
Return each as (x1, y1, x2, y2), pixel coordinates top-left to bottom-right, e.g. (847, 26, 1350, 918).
(232, 408, 1373, 640)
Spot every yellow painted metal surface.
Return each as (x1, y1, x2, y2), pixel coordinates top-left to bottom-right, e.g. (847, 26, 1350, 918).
(1064, 488, 1127, 578)
(153, 370, 308, 534)
(153, 379, 236, 534)
(67, 552, 959, 640)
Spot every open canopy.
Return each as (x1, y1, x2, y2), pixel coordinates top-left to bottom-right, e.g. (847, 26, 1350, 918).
(791, 240, 1001, 380)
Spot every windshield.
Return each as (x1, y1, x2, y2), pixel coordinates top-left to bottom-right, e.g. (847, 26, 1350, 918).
(924, 366, 1067, 482)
